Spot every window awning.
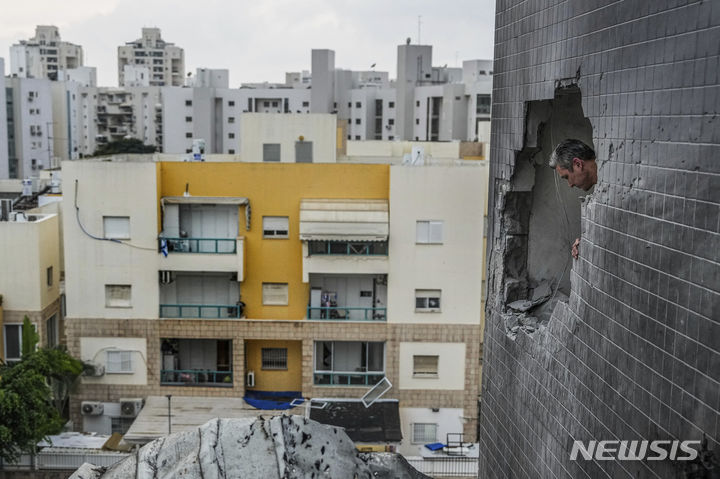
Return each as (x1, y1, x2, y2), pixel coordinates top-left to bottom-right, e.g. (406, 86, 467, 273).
(299, 199, 389, 242)
(161, 196, 251, 231)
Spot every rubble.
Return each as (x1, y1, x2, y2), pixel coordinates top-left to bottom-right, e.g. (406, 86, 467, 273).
(69, 415, 428, 479)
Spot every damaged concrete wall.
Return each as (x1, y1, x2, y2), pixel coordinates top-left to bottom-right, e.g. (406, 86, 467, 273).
(480, 1, 719, 477)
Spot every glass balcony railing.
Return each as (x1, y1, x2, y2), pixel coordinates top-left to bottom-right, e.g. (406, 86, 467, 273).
(160, 369, 232, 386)
(160, 304, 242, 319)
(307, 306, 386, 321)
(159, 237, 236, 254)
(313, 372, 385, 386)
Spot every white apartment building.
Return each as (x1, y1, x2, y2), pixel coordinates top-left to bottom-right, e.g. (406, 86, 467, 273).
(118, 28, 184, 87)
(9, 25, 83, 80)
(4, 76, 54, 178)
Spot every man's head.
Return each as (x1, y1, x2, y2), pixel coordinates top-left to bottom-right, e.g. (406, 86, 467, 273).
(549, 139, 597, 191)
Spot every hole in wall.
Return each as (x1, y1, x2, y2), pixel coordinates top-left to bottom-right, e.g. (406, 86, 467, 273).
(502, 86, 594, 338)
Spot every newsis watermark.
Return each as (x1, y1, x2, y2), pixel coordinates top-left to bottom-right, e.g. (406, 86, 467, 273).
(570, 440, 701, 461)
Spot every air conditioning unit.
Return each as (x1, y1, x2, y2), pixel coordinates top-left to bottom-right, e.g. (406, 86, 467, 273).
(120, 398, 144, 418)
(246, 371, 255, 388)
(81, 401, 104, 416)
(83, 362, 106, 377)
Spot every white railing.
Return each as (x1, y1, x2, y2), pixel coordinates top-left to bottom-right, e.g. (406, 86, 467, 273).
(1, 451, 128, 470)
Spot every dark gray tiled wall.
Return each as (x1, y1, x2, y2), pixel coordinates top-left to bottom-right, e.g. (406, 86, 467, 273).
(480, 0, 719, 477)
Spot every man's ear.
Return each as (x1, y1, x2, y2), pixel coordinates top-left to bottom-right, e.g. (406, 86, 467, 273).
(572, 157, 583, 170)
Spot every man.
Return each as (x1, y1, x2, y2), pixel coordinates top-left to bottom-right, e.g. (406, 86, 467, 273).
(549, 139, 598, 259)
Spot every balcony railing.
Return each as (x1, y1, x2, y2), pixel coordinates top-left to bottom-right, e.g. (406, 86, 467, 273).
(160, 369, 232, 386)
(313, 372, 385, 386)
(309, 241, 388, 256)
(159, 237, 236, 254)
(160, 304, 242, 319)
(307, 306, 386, 321)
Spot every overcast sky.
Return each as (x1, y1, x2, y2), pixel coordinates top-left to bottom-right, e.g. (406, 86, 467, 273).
(0, 0, 495, 87)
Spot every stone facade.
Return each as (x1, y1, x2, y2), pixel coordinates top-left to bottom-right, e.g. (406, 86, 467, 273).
(66, 318, 480, 440)
(480, 1, 719, 478)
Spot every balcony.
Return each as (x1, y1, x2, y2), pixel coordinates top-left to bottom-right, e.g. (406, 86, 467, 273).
(300, 199, 389, 281)
(159, 197, 249, 278)
(159, 272, 242, 319)
(313, 341, 385, 386)
(161, 338, 233, 387)
(308, 273, 387, 321)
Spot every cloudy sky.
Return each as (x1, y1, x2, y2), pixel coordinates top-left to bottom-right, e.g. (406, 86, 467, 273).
(0, 0, 495, 87)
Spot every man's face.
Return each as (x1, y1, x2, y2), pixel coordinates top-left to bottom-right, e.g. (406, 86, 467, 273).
(555, 158, 595, 191)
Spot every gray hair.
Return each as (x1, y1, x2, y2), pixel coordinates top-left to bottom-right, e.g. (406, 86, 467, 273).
(549, 139, 596, 169)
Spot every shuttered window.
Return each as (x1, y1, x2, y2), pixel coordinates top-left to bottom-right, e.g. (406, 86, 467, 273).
(105, 284, 132, 308)
(263, 216, 289, 239)
(413, 355, 439, 377)
(263, 283, 289, 305)
(416, 220, 443, 244)
(103, 216, 130, 239)
(263, 143, 281, 162)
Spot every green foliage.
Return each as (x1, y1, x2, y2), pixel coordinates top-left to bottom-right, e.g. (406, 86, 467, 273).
(91, 138, 156, 157)
(0, 347, 83, 462)
(21, 316, 39, 358)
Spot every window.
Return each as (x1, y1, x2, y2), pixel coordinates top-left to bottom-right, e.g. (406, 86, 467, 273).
(262, 348, 288, 370)
(415, 290, 441, 312)
(416, 220, 443, 244)
(271, 101, 278, 107)
(388, 101, 395, 108)
(263, 101, 269, 107)
(263, 283, 288, 305)
(263, 143, 281, 162)
(415, 118, 420, 125)
(263, 216, 289, 238)
(314, 341, 385, 385)
(228, 149, 235, 154)
(185, 132, 192, 138)
(111, 417, 134, 434)
(412, 423, 438, 443)
(355, 135, 361, 140)
(185, 116, 192, 122)
(228, 117, 235, 123)
(355, 118, 361, 125)
(295, 141, 313, 163)
(389, 136, 394, 140)
(355, 102, 361, 108)
(416, 100, 420, 107)
(476, 94, 491, 114)
(46, 314, 58, 347)
(228, 132, 235, 139)
(103, 216, 130, 239)
(46, 266, 53, 286)
(228, 100, 235, 107)
(105, 284, 131, 308)
(348, 102, 352, 108)
(185, 100, 192, 106)
(388, 119, 394, 125)
(413, 355, 439, 377)
(106, 350, 133, 373)
(302, 101, 309, 107)
(3, 324, 23, 362)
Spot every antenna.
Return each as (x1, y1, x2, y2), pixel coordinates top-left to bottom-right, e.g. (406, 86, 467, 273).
(417, 15, 422, 44)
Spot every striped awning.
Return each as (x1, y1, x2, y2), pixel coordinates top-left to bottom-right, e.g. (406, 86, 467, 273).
(299, 199, 389, 241)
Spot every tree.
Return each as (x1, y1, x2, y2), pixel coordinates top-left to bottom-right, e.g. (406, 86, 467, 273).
(0, 341, 83, 462)
(91, 138, 156, 157)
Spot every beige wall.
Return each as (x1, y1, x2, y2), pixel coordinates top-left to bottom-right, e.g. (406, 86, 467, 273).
(239, 113, 337, 163)
(62, 161, 160, 319)
(80, 337, 148, 385)
(0, 214, 59, 311)
(398, 342, 466, 390)
(345, 140, 462, 160)
(387, 164, 488, 325)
